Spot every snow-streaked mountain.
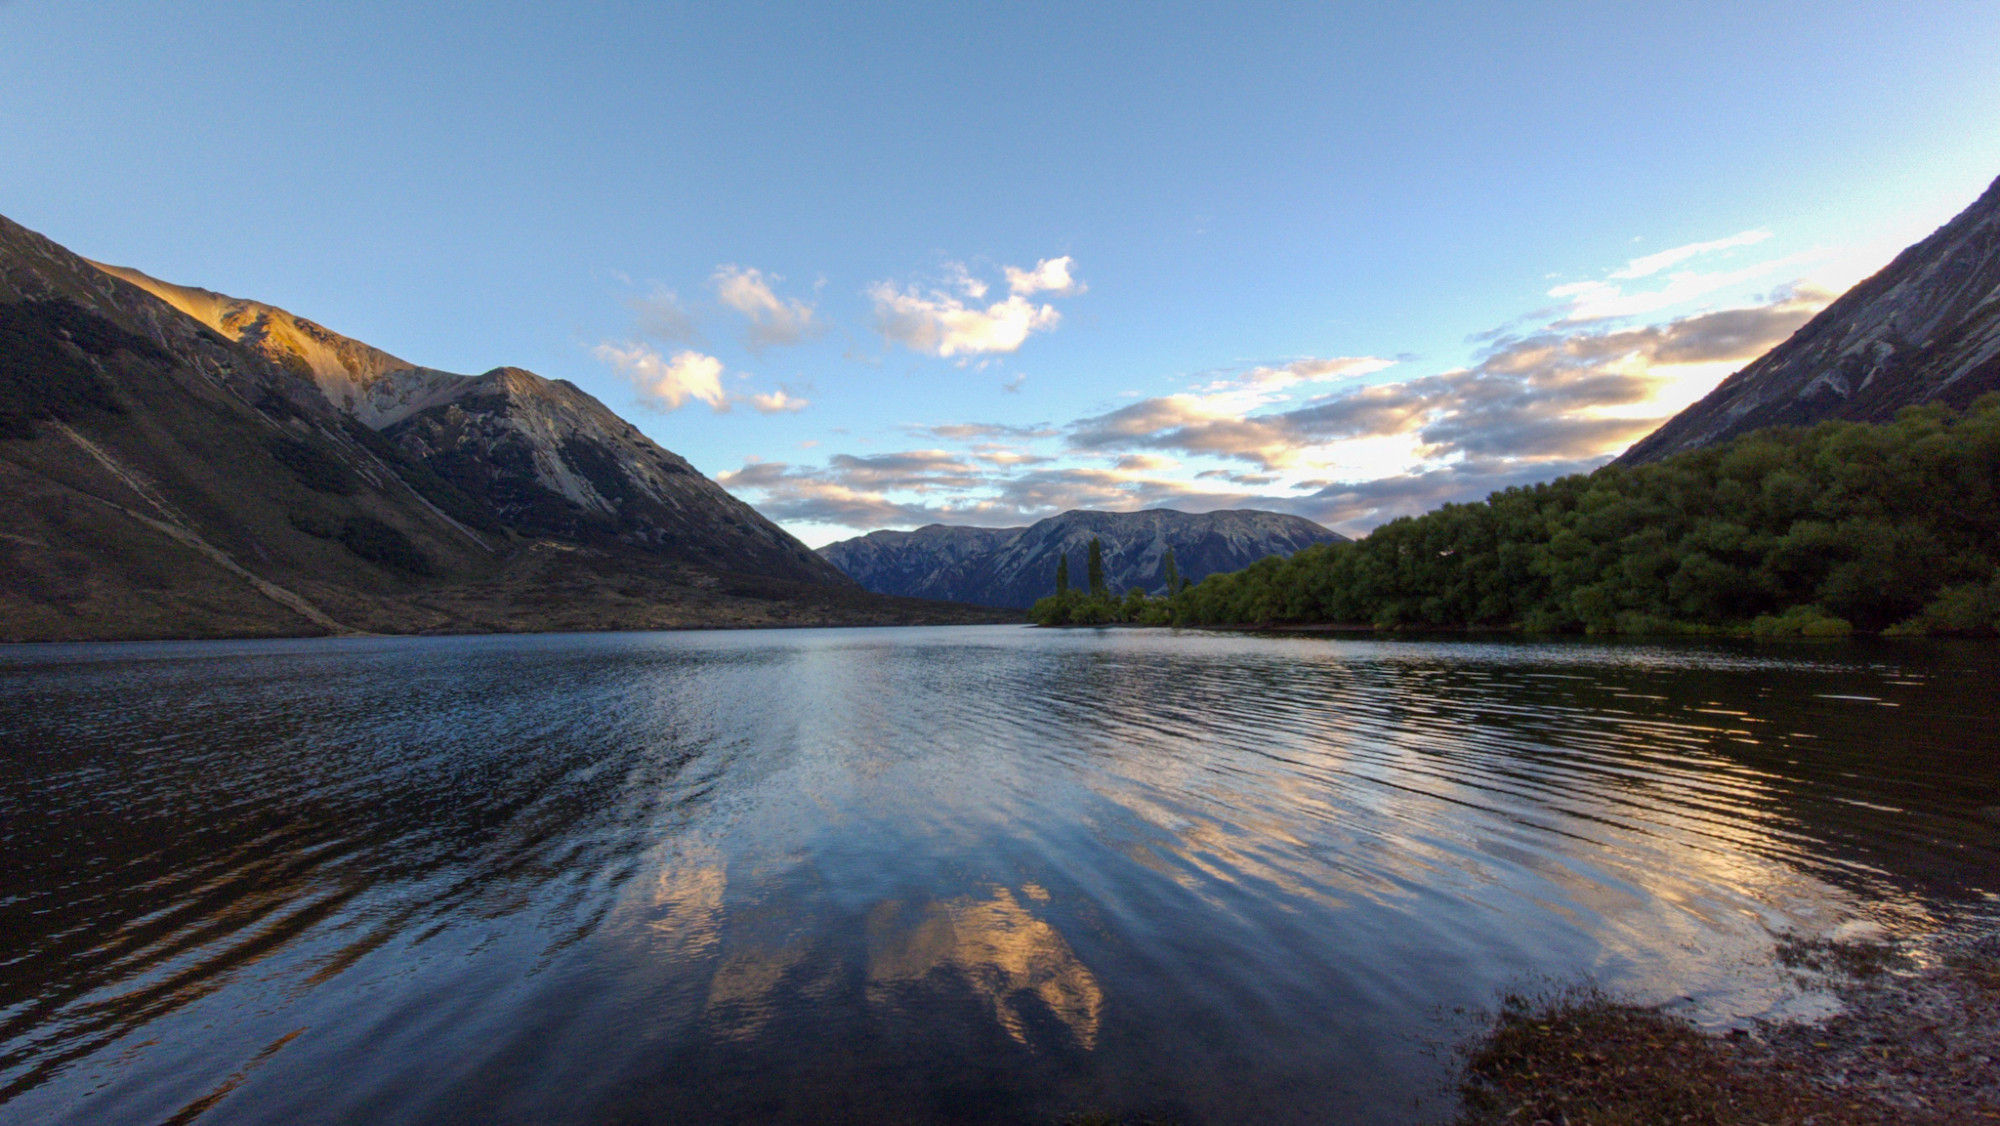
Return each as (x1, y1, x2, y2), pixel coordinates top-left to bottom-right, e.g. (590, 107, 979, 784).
(1621, 173, 2000, 464)
(820, 508, 1347, 608)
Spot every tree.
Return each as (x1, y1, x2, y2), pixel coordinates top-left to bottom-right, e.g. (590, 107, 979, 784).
(1087, 537, 1106, 597)
(1161, 547, 1180, 594)
(1164, 397, 2000, 635)
(1055, 553, 1070, 595)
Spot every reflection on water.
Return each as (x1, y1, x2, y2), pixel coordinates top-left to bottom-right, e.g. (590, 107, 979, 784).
(0, 627, 1995, 1125)
(866, 886, 1105, 1051)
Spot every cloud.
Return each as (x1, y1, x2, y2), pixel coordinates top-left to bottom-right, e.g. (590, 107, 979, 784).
(1064, 290, 1828, 471)
(593, 343, 731, 412)
(727, 244, 1839, 541)
(868, 257, 1080, 358)
(631, 287, 700, 344)
(718, 446, 1239, 531)
(870, 286, 1062, 358)
(1609, 229, 1771, 279)
(906, 422, 1059, 440)
(713, 265, 824, 351)
(749, 389, 809, 413)
(1284, 455, 1614, 532)
(944, 262, 989, 299)
(1199, 355, 1396, 393)
(1545, 229, 1817, 324)
(973, 444, 1054, 467)
(1005, 256, 1085, 297)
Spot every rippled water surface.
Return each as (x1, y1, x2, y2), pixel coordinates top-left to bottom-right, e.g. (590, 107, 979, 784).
(2, 626, 1997, 1125)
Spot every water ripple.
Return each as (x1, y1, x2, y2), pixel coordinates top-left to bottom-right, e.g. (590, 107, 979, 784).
(0, 628, 1994, 1125)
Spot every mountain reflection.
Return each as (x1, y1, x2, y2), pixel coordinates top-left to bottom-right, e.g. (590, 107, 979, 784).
(0, 630, 1994, 1126)
(865, 886, 1104, 1050)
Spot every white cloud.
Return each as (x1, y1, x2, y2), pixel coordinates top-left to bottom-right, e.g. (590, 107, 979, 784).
(1547, 227, 1817, 324)
(713, 265, 824, 350)
(735, 223, 1859, 542)
(944, 261, 989, 299)
(1609, 229, 1771, 279)
(869, 257, 1081, 358)
(749, 389, 810, 414)
(1005, 256, 1085, 297)
(593, 343, 730, 412)
(870, 286, 1062, 358)
(1551, 253, 1815, 323)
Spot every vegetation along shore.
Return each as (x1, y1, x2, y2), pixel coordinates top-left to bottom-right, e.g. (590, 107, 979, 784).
(1033, 397, 2000, 638)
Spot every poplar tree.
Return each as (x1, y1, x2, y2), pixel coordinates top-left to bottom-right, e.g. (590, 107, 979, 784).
(1087, 537, 1106, 597)
(1161, 547, 1180, 595)
(1055, 553, 1070, 595)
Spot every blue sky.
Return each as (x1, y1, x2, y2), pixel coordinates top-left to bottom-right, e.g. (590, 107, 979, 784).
(5, 2, 1999, 545)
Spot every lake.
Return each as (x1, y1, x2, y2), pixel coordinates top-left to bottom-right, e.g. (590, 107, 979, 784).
(1, 626, 1996, 1125)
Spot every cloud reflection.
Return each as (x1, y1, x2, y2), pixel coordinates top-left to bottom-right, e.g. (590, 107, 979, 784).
(865, 887, 1104, 1051)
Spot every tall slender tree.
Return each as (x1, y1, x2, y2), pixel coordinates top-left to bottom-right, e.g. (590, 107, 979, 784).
(1055, 552, 1070, 595)
(1161, 547, 1180, 595)
(1087, 537, 1106, 598)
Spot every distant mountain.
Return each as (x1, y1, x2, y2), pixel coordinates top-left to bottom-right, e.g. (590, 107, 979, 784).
(1621, 173, 2000, 464)
(818, 524, 1026, 603)
(0, 214, 1003, 640)
(820, 509, 1347, 608)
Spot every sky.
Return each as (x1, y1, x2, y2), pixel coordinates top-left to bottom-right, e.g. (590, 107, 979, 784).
(4, 2, 1999, 546)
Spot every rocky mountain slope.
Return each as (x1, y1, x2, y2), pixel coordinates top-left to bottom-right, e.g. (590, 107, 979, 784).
(817, 524, 1026, 603)
(0, 214, 1003, 641)
(820, 509, 1346, 608)
(1621, 173, 2000, 463)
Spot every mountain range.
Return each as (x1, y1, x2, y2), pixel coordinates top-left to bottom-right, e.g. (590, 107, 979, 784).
(9, 171, 1997, 639)
(819, 509, 1348, 608)
(1621, 172, 2000, 463)
(0, 214, 1004, 641)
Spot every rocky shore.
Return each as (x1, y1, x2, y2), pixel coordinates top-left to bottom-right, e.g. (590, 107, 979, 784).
(1454, 929, 2000, 1125)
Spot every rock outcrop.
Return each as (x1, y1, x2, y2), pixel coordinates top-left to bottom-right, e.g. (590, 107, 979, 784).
(1621, 174, 2000, 464)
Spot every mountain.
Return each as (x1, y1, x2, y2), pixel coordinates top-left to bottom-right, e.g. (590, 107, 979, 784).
(816, 524, 1027, 603)
(0, 214, 1004, 641)
(1621, 173, 2000, 464)
(820, 509, 1348, 608)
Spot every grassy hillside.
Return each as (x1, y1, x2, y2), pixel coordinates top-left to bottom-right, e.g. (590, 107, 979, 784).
(1037, 397, 2000, 637)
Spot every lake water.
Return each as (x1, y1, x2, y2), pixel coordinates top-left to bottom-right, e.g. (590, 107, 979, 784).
(1, 626, 1996, 1125)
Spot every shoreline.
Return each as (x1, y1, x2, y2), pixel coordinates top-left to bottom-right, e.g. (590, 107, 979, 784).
(1454, 929, 2000, 1125)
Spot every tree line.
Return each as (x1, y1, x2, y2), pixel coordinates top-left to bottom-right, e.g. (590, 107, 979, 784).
(1031, 397, 2000, 637)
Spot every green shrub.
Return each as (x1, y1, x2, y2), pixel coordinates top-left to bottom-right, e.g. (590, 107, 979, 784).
(1749, 605, 1853, 639)
(1885, 571, 2000, 637)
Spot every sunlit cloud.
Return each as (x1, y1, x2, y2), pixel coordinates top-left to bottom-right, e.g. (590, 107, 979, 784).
(906, 421, 1059, 440)
(869, 257, 1080, 358)
(727, 226, 1847, 543)
(749, 389, 810, 413)
(1065, 290, 1828, 473)
(1004, 255, 1085, 297)
(1609, 229, 1771, 279)
(1198, 355, 1397, 393)
(1547, 229, 1818, 324)
(713, 265, 824, 351)
(594, 342, 731, 412)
